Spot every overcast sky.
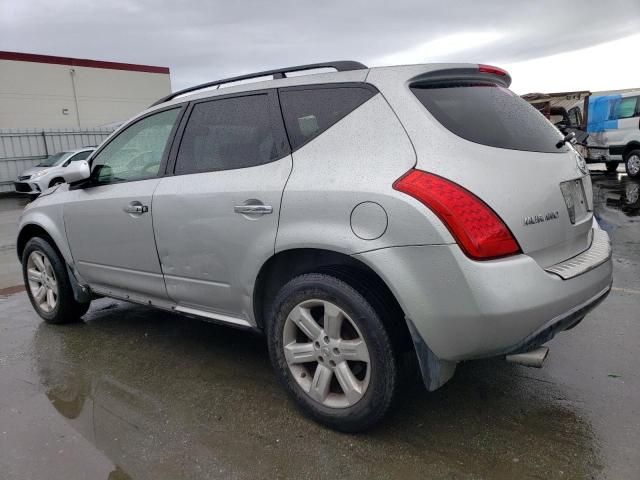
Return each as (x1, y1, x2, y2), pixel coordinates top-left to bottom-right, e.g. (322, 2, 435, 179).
(2, 0, 639, 94)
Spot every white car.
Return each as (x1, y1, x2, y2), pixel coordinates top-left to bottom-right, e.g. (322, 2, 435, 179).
(14, 148, 95, 195)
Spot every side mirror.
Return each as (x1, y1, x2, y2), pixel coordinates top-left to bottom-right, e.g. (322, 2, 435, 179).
(64, 160, 91, 183)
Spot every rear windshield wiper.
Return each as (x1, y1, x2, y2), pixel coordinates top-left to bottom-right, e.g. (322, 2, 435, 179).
(556, 131, 576, 149)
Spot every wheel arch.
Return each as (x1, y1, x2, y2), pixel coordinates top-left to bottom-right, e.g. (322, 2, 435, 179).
(48, 177, 66, 188)
(17, 221, 72, 266)
(253, 248, 406, 335)
(623, 141, 640, 159)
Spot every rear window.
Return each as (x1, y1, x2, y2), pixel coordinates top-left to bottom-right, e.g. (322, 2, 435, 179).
(411, 83, 566, 153)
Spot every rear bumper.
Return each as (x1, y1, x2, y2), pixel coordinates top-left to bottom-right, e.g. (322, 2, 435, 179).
(355, 228, 613, 362)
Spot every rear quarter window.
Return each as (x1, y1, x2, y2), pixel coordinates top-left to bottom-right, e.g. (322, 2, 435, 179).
(279, 86, 376, 151)
(411, 83, 566, 153)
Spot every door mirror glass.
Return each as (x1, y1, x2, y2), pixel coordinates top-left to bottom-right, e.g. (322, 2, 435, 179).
(64, 160, 91, 183)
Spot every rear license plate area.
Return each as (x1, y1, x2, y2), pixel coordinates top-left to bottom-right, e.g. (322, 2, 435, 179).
(560, 179, 588, 224)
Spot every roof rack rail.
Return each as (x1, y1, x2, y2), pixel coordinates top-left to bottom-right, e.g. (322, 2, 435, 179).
(152, 60, 367, 106)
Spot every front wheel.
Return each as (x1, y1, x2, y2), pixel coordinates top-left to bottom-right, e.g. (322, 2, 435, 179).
(625, 150, 640, 178)
(267, 273, 398, 432)
(49, 178, 65, 188)
(22, 237, 90, 324)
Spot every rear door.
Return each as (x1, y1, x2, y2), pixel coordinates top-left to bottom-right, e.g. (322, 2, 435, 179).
(64, 107, 183, 302)
(152, 90, 291, 322)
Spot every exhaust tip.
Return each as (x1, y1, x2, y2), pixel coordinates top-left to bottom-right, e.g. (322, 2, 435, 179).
(505, 346, 549, 368)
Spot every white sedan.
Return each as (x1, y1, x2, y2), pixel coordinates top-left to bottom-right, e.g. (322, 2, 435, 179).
(14, 148, 94, 196)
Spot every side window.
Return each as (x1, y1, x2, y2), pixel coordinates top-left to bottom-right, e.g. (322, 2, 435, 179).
(175, 94, 284, 175)
(91, 108, 180, 184)
(618, 96, 638, 119)
(68, 150, 92, 162)
(568, 107, 582, 127)
(279, 86, 376, 151)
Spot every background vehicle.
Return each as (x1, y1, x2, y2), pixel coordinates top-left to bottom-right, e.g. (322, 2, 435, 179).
(523, 89, 640, 176)
(14, 147, 95, 195)
(586, 90, 640, 177)
(17, 61, 612, 431)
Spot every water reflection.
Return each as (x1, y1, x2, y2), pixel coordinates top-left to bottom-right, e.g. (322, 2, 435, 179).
(592, 172, 640, 217)
(33, 299, 603, 479)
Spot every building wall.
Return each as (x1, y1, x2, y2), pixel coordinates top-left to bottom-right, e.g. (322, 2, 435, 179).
(0, 57, 171, 129)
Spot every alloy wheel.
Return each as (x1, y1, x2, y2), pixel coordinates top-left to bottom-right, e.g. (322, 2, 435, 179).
(627, 154, 640, 176)
(283, 299, 371, 408)
(26, 251, 58, 313)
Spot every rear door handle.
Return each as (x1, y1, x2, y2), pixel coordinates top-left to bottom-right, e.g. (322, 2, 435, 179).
(234, 204, 273, 215)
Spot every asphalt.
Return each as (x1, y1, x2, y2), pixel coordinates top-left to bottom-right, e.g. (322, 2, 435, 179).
(0, 167, 638, 479)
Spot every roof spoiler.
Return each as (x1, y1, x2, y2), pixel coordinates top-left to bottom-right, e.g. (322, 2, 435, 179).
(409, 65, 512, 88)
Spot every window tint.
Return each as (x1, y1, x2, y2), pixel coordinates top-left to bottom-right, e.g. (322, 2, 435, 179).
(617, 97, 638, 119)
(175, 94, 283, 175)
(91, 108, 180, 184)
(69, 150, 92, 162)
(568, 107, 582, 127)
(411, 83, 566, 153)
(279, 86, 375, 150)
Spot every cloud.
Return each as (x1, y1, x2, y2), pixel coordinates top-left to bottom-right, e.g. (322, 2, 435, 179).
(1, 0, 639, 91)
(374, 32, 505, 66)
(502, 33, 640, 94)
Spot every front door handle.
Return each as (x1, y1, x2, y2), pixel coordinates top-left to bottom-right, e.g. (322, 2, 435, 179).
(124, 203, 148, 214)
(234, 204, 273, 215)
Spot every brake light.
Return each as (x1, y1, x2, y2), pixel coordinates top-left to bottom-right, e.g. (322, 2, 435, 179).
(393, 170, 521, 260)
(478, 64, 507, 77)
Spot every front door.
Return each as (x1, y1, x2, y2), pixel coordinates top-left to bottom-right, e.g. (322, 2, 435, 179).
(152, 91, 291, 322)
(64, 107, 183, 303)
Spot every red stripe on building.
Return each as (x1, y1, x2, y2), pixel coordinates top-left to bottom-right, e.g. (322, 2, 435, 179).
(0, 51, 170, 74)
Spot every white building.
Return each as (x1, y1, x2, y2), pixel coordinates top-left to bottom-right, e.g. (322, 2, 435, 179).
(0, 51, 172, 129)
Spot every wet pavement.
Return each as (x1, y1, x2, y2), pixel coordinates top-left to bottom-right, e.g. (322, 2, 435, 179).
(0, 169, 639, 479)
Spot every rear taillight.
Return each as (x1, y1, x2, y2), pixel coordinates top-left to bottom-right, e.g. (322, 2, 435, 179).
(478, 64, 508, 77)
(393, 169, 521, 260)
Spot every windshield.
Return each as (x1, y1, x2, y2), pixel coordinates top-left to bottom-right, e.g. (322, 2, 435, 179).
(411, 83, 567, 153)
(38, 152, 71, 167)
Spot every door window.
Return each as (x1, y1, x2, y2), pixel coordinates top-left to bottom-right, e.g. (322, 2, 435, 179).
(174, 94, 286, 175)
(91, 108, 181, 184)
(63, 150, 92, 166)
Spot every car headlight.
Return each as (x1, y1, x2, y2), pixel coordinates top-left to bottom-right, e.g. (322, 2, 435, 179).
(30, 169, 50, 179)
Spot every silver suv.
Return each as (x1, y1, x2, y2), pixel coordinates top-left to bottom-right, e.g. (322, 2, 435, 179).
(17, 61, 613, 431)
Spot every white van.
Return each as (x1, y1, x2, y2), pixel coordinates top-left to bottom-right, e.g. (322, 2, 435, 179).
(586, 90, 640, 177)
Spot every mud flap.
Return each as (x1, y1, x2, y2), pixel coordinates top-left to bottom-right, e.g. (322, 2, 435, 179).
(406, 317, 457, 391)
(66, 265, 91, 303)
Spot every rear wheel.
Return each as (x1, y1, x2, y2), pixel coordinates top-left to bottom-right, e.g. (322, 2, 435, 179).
(625, 150, 640, 178)
(267, 273, 398, 432)
(22, 237, 90, 324)
(606, 162, 619, 173)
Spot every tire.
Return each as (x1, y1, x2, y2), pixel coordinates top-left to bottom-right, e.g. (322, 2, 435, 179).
(625, 149, 640, 178)
(22, 237, 90, 324)
(606, 162, 619, 173)
(266, 272, 398, 432)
